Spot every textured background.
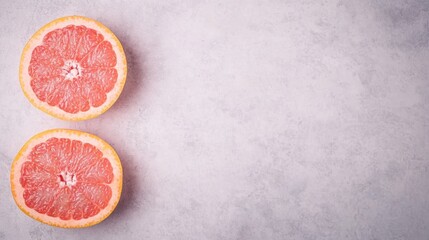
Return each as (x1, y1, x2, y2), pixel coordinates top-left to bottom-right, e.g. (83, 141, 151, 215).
(0, 0, 428, 239)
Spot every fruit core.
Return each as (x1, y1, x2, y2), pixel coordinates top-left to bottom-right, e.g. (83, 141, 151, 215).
(58, 170, 77, 188)
(62, 60, 82, 80)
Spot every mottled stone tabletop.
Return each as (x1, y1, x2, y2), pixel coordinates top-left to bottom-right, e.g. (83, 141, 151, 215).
(0, 0, 428, 239)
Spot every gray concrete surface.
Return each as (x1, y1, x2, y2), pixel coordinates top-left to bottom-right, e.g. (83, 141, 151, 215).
(0, 0, 428, 239)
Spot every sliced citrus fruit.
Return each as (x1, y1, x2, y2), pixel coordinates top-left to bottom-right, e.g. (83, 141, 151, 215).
(10, 129, 122, 228)
(20, 16, 127, 121)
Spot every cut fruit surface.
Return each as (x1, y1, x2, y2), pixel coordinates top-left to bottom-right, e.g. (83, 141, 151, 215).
(10, 129, 122, 228)
(20, 16, 127, 121)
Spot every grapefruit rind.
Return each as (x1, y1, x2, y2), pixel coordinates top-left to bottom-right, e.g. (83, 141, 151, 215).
(19, 16, 127, 121)
(10, 129, 123, 228)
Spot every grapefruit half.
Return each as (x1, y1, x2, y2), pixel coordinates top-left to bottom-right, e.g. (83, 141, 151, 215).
(20, 16, 127, 121)
(10, 129, 122, 228)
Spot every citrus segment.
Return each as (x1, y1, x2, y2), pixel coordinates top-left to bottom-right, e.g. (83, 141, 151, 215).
(11, 129, 122, 228)
(20, 16, 127, 120)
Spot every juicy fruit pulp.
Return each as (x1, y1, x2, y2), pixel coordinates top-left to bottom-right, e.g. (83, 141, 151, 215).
(11, 129, 122, 228)
(20, 16, 127, 121)
(30, 26, 117, 114)
(21, 138, 113, 220)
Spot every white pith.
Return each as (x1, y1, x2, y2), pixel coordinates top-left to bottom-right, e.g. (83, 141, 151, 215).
(62, 60, 82, 80)
(58, 170, 77, 187)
